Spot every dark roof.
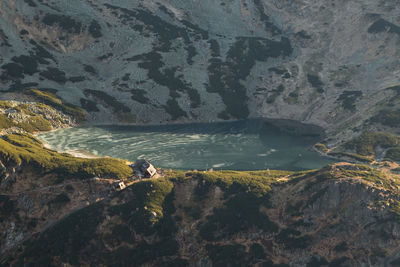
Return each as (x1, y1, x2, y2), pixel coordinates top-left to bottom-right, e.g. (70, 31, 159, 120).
(133, 159, 152, 169)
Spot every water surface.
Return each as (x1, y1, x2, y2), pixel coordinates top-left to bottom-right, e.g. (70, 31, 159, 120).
(37, 120, 333, 171)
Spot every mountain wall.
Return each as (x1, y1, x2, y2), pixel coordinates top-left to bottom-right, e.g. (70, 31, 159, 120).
(1, 0, 400, 139)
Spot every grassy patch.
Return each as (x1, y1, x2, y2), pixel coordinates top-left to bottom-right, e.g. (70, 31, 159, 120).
(109, 178, 174, 233)
(195, 170, 287, 240)
(327, 164, 399, 191)
(27, 89, 86, 122)
(327, 152, 373, 163)
(17, 116, 52, 133)
(0, 102, 52, 133)
(343, 132, 400, 158)
(0, 114, 14, 130)
(192, 170, 291, 198)
(0, 133, 132, 179)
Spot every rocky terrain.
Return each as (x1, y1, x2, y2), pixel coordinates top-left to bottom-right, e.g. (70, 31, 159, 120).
(0, 99, 398, 266)
(2, 163, 400, 266)
(0, 0, 400, 142)
(1, 0, 400, 266)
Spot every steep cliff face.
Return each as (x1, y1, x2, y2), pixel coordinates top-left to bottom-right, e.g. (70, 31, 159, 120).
(3, 164, 400, 266)
(1, 0, 400, 137)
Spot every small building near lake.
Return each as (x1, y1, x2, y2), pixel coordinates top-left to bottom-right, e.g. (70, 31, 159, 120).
(131, 159, 157, 179)
(113, 180, 127, 191)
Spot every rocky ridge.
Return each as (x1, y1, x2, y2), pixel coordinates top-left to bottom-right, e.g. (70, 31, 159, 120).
(2, 164, 400, 266)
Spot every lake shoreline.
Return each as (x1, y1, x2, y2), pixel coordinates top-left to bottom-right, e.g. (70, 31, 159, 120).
(36, 120, 334, 171)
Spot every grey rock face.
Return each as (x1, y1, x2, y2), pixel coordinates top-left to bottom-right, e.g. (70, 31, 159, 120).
(0, 0, 399, 135)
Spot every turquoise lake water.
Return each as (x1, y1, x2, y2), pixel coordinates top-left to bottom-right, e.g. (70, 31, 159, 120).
(36, 120, 333, 171)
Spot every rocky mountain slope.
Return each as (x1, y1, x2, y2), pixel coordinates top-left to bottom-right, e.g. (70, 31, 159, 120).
(0, 98, 399, 266)
(1, 0, 400, 139)
(0, 98, 134, 258)
(2, 1, 400, 266)
(2, 163, 400, 266)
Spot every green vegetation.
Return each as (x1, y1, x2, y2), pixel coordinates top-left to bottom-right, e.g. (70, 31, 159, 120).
(319, 164, 400, 191)
(314, 143, 329, 153)
(0, 114, 14, 130)
(337, 91, 362, 111)
(195, 171, 287, 241)
(109, 178, 174, 232)
(327, 152, 373, 163)
(131, 89, 150, 104)
(192, 170, 292, 198)
(0, 101, 52, 133)
(11, 177, 179, 266)
(27, 89, 86, 122)
(42, 13, 82, 34)
(164, 99, 187, 120)
(17, 116, 52, 133)
(89, 19, 102, 38)
(389, 200, 400, 219)
(199, 191, 278, 241)
(84, 89, 131, 113)
(80, 98, 99, 112)
(104, 178, 178, 265)
(342, 132, 400, 161)
(6, 164, 400, 266)
(345, 132, 399, 156)
(307, 74, 324, 93)
(371, 109, 400, 127)
(20, 202, 104, 265)
(0, 133, 132, 179)
(40, 67, 67, 84)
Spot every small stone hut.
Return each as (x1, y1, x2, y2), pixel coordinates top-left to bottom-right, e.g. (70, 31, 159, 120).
(131, 159, 157, 178)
